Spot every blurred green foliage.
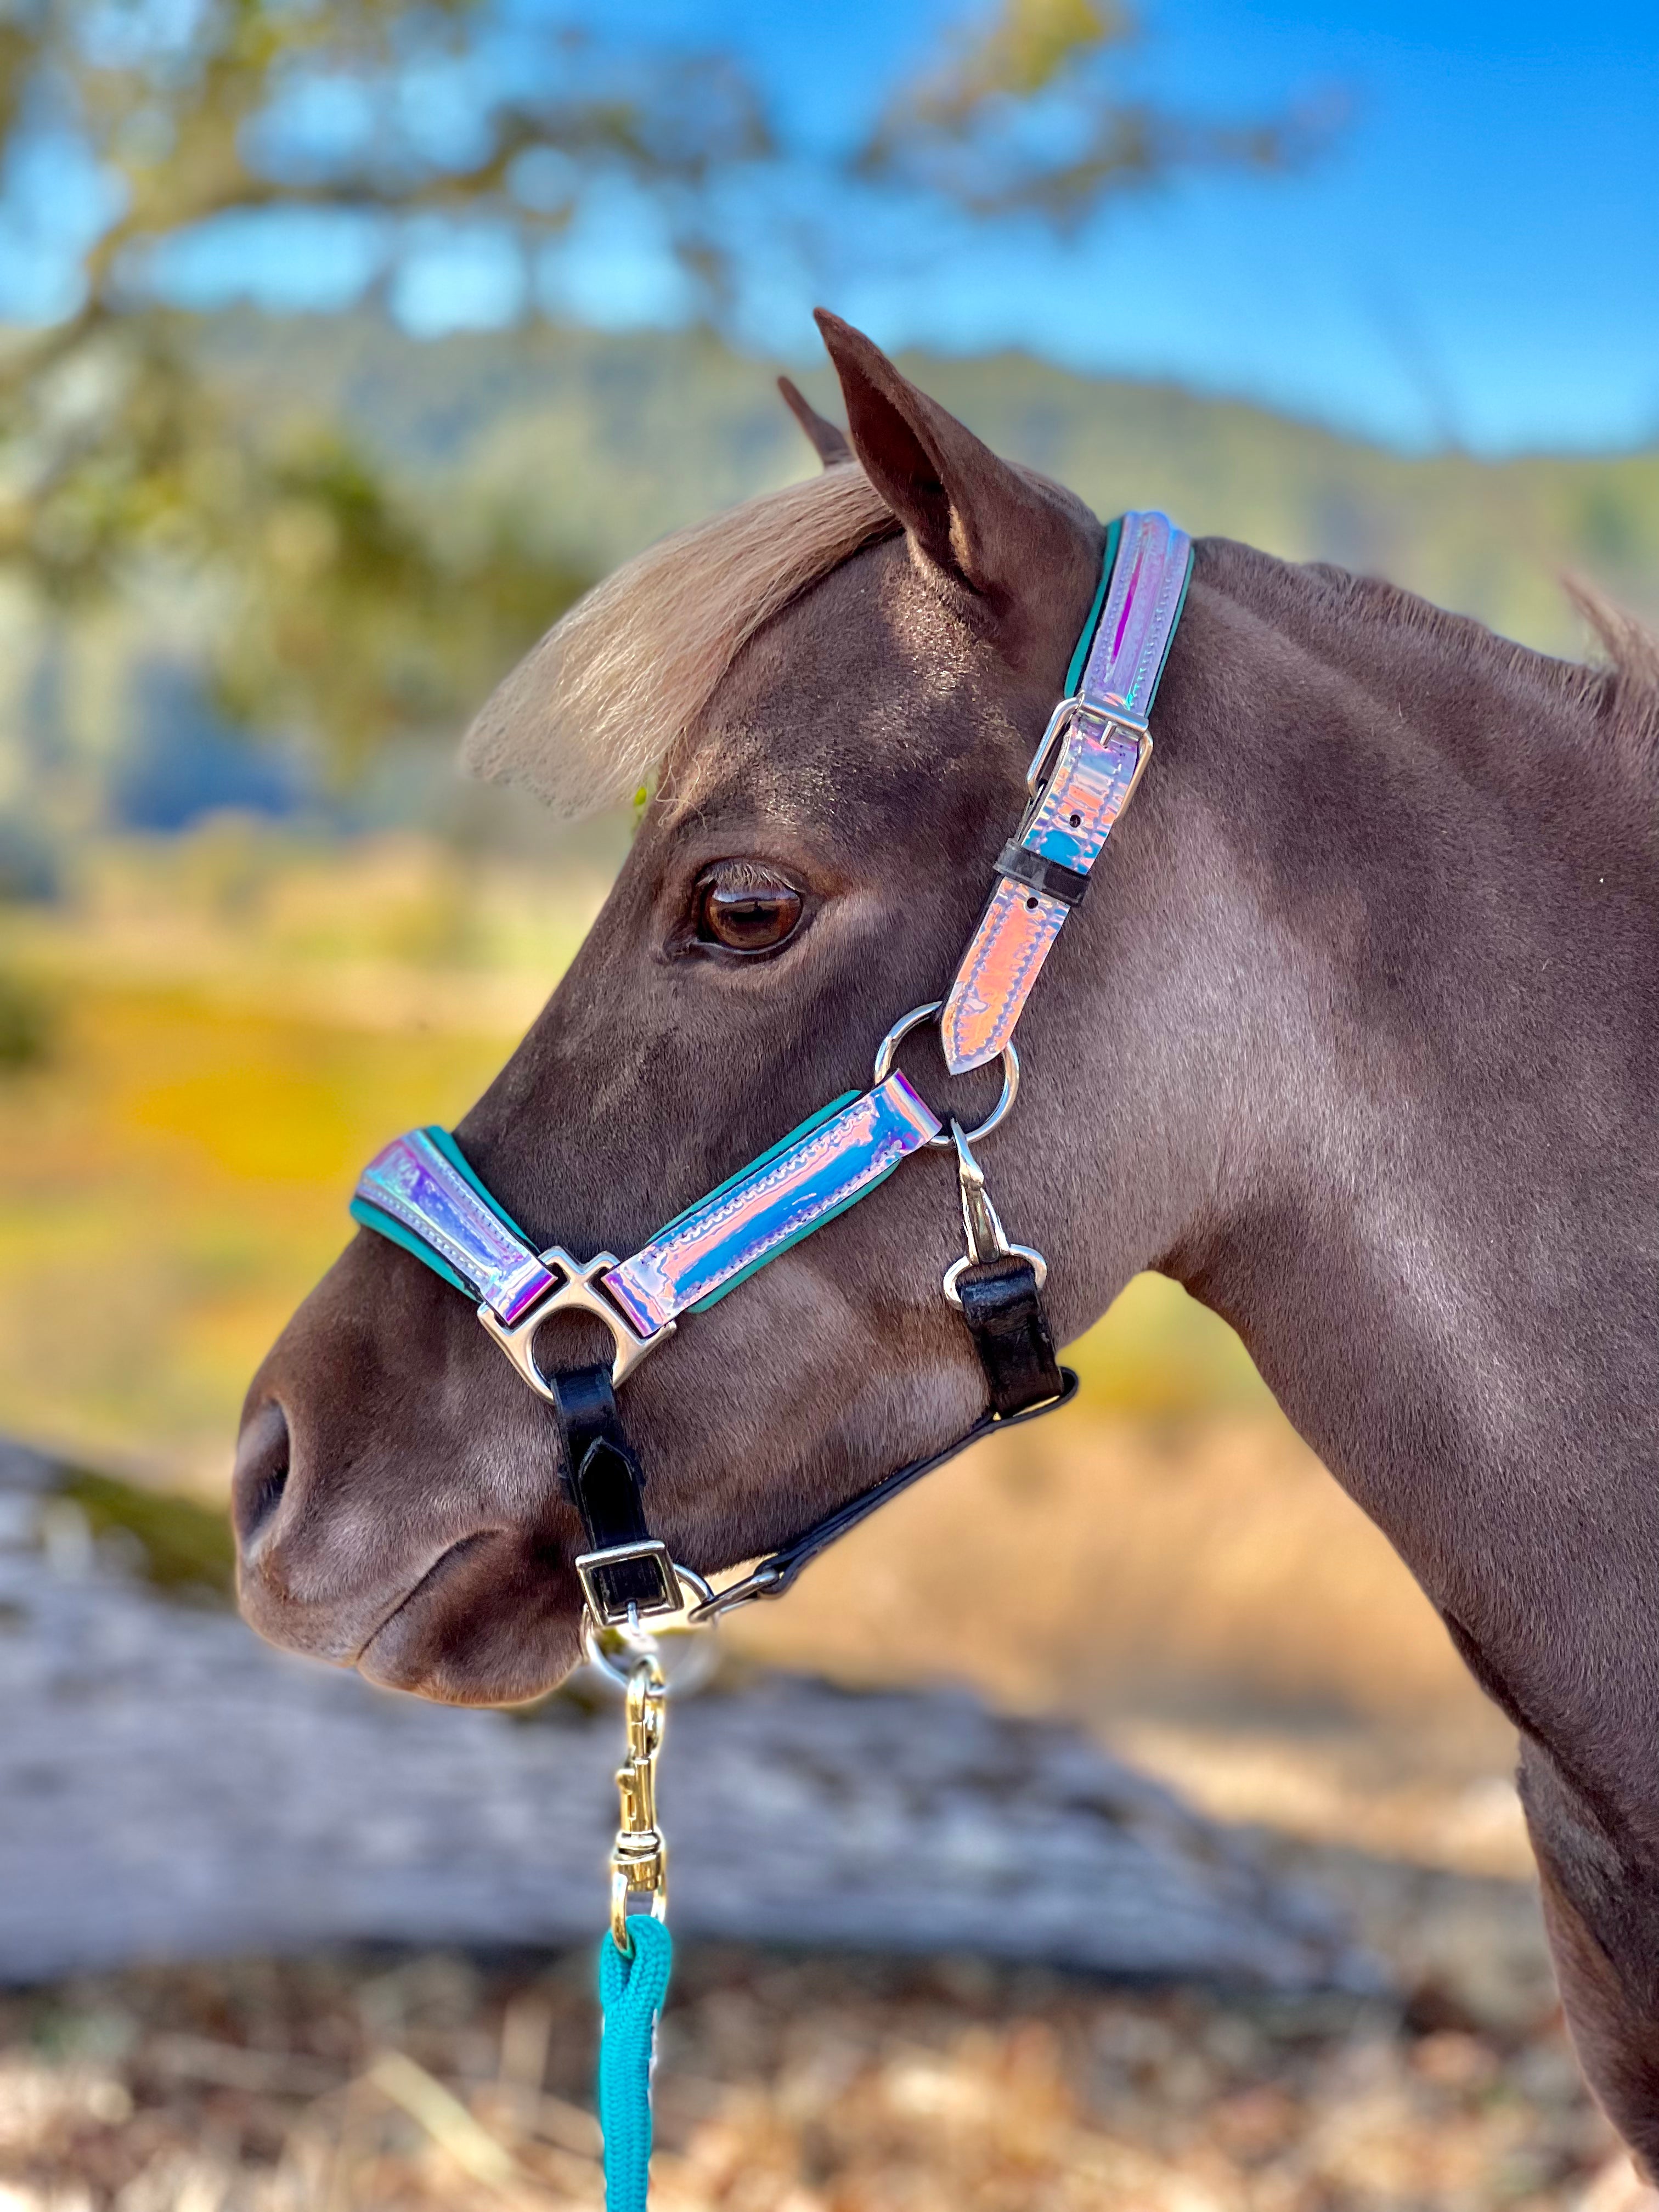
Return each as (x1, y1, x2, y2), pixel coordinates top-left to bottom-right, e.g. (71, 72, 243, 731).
(865, 0, 1324, 219)
(211, 436, 594, 775)
(0, 0, 1310, 776)
(1, 307, 594, 770)
(0, 966, 53, 1071)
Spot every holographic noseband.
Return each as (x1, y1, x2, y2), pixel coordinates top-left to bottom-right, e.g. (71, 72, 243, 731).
(351, 511, 1192, 1629)
(354, 1074, 943, 1390)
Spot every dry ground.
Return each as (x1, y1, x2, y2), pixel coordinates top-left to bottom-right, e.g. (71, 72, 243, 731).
(0, 1427, 1626, 2209)
(0, 1866, 1622, 2212)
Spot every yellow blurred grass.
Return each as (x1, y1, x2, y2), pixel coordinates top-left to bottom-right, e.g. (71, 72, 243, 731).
(0, 827, 1260, 1477)
(0, 977, 503, 1471)
(716, 1402, 1522, 1869)
(0, 830, 610, 1475)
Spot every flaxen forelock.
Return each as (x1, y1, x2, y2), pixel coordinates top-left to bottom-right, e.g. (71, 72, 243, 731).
(461, 465, 899, 820)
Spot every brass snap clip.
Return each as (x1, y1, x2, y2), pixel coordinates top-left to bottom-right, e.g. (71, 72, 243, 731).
(610, 1645, 669, 1954)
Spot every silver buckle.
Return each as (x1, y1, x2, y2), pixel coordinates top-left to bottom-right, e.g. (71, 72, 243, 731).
(477, 1247, 670, 1397)
(1024, 694, 1152, 798)
(575, 1543, 713, 1632)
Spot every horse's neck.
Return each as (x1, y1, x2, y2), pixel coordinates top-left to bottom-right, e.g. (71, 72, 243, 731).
(1137, 549, 1659, 1566)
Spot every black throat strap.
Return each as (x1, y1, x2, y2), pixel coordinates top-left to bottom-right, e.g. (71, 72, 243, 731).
(554, 1250, 1070, 1626)
(955, 1250, 1064, 1415)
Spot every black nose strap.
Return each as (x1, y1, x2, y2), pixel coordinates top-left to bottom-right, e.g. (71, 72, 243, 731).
(550, 1362, 680, 1622)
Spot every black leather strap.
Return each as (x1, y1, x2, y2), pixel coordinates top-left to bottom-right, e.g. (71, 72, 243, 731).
(955, 1252, 1065, 1415)
(694, 1369, 1078, 1618)
(549, 1362, 675, 1618)
(995, 840, 1090, 907)
(552, 1253, 1068, 1627)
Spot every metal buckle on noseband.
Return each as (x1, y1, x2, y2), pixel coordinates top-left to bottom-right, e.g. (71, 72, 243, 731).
(477, 1246, 668, 1397)
(573, 1543, 714, 1633)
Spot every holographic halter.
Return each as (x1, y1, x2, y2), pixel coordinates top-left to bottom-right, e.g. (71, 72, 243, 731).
(352, 511, 1193, 1630)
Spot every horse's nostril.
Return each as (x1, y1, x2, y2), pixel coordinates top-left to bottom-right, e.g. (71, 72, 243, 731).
(233, 1400, 291, 1551)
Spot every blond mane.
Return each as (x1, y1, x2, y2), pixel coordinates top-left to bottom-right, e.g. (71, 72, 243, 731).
(465, 458, 1659, 822)
(462, 464, 899, 819)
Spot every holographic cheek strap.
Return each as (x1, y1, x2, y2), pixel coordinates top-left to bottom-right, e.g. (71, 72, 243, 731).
(939, 510, 1192, 1074)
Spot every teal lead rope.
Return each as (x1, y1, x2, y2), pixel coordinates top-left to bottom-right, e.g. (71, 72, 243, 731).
(592, 1632, 682, 2209)
(597, 1916, 674, 2211)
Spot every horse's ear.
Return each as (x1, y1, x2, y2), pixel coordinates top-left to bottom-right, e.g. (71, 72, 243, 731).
(813, 308, 1077, 615)
(777, 375, 852, 469)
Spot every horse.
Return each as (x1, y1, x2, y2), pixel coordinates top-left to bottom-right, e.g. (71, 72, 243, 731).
(234, 311, 1659, 2163)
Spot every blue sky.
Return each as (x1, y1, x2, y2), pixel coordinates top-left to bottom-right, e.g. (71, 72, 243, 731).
(557, 0, 1658, 455)
(10, 0, 1656, 456)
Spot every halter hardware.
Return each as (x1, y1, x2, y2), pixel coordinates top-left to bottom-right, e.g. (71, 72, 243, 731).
(572, 1539, 678, 1626)
(583, 1588, 718, 1692)
(1024, 690, 1150, 799)
(477, 1247, 667, 1397)
(573, 1546, 714, 1637)
(348, 509, 1193, 1637)
(943, 1118, 1047, 1307)
(871, 1000, 1019, 1148)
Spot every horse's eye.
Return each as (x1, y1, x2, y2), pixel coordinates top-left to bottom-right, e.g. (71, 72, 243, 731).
(694, 879, 804, 955)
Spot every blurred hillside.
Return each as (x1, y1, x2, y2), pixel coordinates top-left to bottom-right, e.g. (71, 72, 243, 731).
(4, 314, 1658, 866)
(208, 314, 1659, 649)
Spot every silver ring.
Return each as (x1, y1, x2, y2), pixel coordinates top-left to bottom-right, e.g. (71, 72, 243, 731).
(579, 1569, 716, 1695)
(871, 1001, 1019, 1148)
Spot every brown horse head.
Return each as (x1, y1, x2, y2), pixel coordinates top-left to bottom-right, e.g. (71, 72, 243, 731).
(234, 315, 1177, 1701)
(233, 308, 1651, 1730)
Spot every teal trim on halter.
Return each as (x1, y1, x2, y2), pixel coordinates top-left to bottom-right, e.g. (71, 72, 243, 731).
(422, 1125, 534, 1239)
(667, 1088, 868, 1313)
(1063, 516, 1123, 699)
(347, 1197, 473, 1296)
(1154, 544, 1194, 697)
(688, 1155, 904, 1313)
(353, 1094, 878, 1321)
(597, 1918, 673, 2212)
(656, 1090, 860, 1239)
(349, 1124, 537, 1304)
